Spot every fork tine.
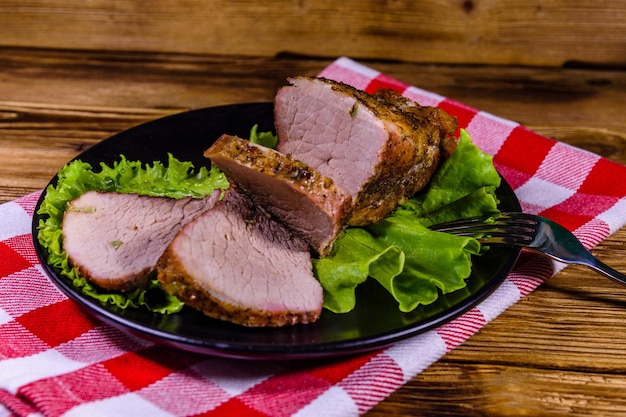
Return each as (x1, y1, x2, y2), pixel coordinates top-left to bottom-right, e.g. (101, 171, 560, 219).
(429, 213, 532, 232)
(429, 212, 539, 246)
(476, 233, 535, 246)
(498, 212, 541, 226)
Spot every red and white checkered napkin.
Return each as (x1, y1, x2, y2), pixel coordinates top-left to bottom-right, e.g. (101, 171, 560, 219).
(2, 57, 626, 417)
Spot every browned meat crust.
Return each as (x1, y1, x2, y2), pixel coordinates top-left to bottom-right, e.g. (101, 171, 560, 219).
(204, 134, 352, 257)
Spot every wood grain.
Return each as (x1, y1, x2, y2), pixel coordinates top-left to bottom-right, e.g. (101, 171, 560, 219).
(2, 49, 626, 416)
(2, 50, 625, 202)
(1, 0, 625, 67)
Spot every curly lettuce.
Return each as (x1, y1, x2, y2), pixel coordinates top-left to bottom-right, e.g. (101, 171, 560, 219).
(249, 124, 278, 148)
(36, 153, 228, 314)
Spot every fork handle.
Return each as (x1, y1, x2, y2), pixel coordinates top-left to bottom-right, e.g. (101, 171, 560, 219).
(585, 255, 626, 286)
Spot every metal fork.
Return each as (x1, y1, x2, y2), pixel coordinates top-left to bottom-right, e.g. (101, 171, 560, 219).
(429, 212, 626, 285)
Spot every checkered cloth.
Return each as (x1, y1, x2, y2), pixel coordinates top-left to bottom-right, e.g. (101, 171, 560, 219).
(2, 57, 626, 417)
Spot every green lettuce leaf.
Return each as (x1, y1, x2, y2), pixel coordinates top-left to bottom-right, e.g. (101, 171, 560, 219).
(36, 153, 228, 314)
(249, 124, 278, 148)
(314, 130, 501, 313)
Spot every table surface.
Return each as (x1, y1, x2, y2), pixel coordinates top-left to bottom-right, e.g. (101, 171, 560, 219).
(2, 48, 626, 416)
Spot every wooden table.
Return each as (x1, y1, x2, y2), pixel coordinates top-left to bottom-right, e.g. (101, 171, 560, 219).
(2, 49, 626, 417)
(2, 1, 626, 415)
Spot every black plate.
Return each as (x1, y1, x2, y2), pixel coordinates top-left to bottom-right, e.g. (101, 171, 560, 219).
(32, 102, 522, 360)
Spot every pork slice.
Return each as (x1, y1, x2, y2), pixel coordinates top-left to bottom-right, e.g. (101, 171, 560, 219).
(62, 190, 220, 291)
(274, 76, 458, 226)
(157, 189, 323, 327)
(204, 134, 352, 257)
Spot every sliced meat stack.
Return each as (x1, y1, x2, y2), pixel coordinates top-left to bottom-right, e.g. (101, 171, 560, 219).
(61, 75, 461, 328)
(157, 189, 323, 327)
(274, 76, 458, 226)
(204, 134, 352, 257)
(62, 190, 220, 291)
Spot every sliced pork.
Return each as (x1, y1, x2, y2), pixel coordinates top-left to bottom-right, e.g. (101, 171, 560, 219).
(62, 190, 220, 291)
(157, 189, 323, 327)
(274, 76, 458, 226)
(204, 134, 352, 257)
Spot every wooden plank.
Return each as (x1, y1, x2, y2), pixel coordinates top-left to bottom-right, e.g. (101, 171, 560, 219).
(2, 49, 625, 130)
(368, 361, 626, 416)
(0, 1, 625, 66)
(1, 50, 625, 202)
